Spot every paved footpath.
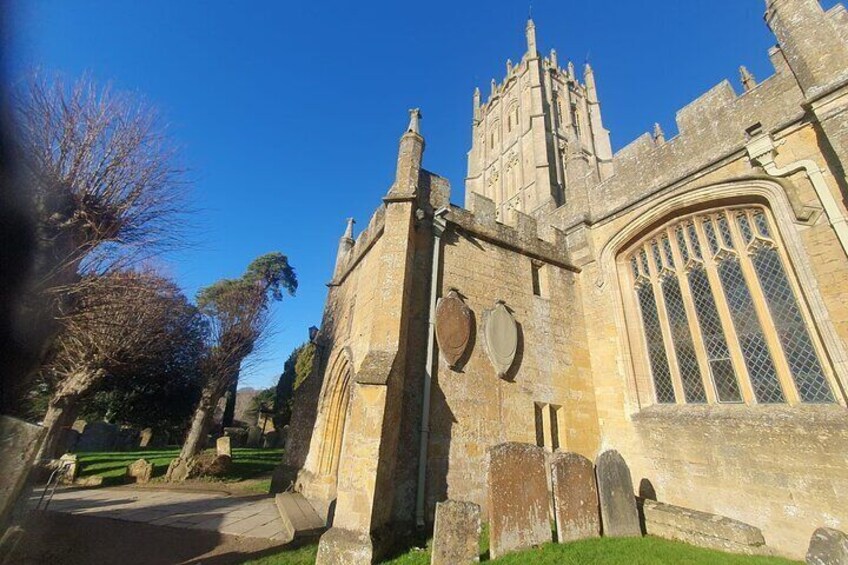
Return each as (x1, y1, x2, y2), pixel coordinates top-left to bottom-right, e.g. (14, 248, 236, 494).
(30, 486, 287, 540)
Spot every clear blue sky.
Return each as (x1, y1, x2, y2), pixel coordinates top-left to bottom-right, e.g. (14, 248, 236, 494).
(9, 1, 838, 390)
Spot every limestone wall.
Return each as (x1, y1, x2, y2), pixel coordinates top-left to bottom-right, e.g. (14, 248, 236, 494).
(573, 113, 848, 558)
(424, 197, 598, 519)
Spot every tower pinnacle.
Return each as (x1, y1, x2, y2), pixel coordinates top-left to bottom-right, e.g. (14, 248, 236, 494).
(526, 18, 537, 55)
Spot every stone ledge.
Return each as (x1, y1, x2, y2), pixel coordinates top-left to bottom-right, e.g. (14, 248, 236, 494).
(639, 498, 772, 556)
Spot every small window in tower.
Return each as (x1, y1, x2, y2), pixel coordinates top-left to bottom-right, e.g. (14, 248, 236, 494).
(531, 261, 549, 298)
(534, 402, 545, 447)
(490, 133, 494, 149)
(514, 106, 520, 127)
(507, 115, 512, 133)
(549, 405, 561, 451)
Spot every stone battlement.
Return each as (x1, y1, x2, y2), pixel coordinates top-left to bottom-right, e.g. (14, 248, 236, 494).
(553, 45, 808, 230)
(450, 193, 574, 270)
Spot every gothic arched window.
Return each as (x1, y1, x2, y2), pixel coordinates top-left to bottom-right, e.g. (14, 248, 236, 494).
(624, 206, 835, 406)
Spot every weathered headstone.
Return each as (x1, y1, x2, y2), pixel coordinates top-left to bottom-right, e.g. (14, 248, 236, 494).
(431, 500, 481, 565)
(247, 425, 262, 448)
(217, 435, 232, 457)
(126, 459, 154, 483)
(806, 527, 848, 565)
(263, 430, 279, 448)
(139, 428, 154, 447)
(551, 452, 600, 543)
(224, 427, 247, 447)
(77, 421, 119, 452)
(58, 453, 80, 485)
(595, 450, 641, 538)
(487, 442, 551, 559)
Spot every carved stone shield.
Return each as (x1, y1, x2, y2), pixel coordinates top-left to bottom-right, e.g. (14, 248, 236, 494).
(435, 289, 472, 368)
(484, 300, 518, 378)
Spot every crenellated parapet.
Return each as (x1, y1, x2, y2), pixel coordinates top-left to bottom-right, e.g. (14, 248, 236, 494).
(550, 44, 809, 230)
(449, 193, 575, 271)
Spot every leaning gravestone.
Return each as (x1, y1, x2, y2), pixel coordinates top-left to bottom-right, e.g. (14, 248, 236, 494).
(138, 428, 154, 447)
(431, 500, 481, 565)
(595, 449, 641, 537)
(126, 459, 154, 483)
(806, 527, 848, 565)
(217, 436, 232, 457)
(488, 442, 551, 559)
(551, 452, 600, 543)
(246, 426, 262, 448)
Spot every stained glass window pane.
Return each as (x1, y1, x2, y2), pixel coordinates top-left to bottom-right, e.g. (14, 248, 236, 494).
(717, 215, 735, 249)
(753, 211, 770, 238)
(751, 247, 834, 402)
(675, 226, 689, 263)
(661, 235, 675, 268)
(662, 277, 707, 403)
(688, 267, 742, 402)
(737, 213, 754, 244)
(687, 223, 703, 260)
(651, 241, 663, 272)
(631, 257, 640, 279)
(703, 219, 719, 257)
(717, 257, 785, 403)
(637, 283, 676, 403)
(640, 249, 650, 275)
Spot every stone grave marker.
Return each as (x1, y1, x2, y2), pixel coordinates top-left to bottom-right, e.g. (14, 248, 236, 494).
(431, 500, 480, 565)
(217, 435, 232, 457)
(806, 527, 848, 565)
(487, 442, 551, 559)
(126, 459, 154, 483)
(246, 426, 262, 448)
(551, 452, 600, 543)
(139, 428, 154, 447)
(595, 449, 641, 538)
(77, 421, 119, 452)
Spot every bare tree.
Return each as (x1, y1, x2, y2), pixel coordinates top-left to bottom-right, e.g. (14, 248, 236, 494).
(38, 269, 200, 460)
(9, 73, 187, 408)
(167, 253, 296, 480)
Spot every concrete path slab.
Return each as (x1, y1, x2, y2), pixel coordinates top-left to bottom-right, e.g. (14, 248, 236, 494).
(29, 486, 287, 540)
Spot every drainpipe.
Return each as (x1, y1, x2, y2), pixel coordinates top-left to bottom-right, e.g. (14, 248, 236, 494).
(415, 206, 449, 528)
(747, 133, 848, 258)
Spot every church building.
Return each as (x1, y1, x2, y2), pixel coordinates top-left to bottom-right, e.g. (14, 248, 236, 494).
(276, 1, 848, 561)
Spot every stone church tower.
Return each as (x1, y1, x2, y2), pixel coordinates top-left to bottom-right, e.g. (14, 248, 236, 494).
(465, 19, 613, 219)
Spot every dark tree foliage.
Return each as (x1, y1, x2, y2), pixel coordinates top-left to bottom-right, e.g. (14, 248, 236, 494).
(273, 341, 315, 430)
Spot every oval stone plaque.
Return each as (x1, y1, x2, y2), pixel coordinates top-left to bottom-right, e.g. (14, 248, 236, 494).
(485, 300, 518, 378)
(435, 289, 473, 369)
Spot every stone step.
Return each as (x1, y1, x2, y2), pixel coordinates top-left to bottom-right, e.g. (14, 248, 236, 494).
(274, 493, 326, 544)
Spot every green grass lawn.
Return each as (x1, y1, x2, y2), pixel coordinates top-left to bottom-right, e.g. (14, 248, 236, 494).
(244, 535, 802, 565)
(75, 447, 283, 486)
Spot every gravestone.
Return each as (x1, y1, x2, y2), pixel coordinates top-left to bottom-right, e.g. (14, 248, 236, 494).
(58, 453, 79, 485)
(77, 421, 119, 452)
(551, 452, 600, 543)
(263, 430, 279, 448)
(126, 459, 154, 483)
(217, 435, 232, 457)
(224, 427, 247, 447)
(139, 428, 154, 447)
(431, 500, 481, 565)
(806, 527, 848, 565)
(595, 450, 641, 538)
(247, 426, 262, 448)
(487, 442, 551, 559)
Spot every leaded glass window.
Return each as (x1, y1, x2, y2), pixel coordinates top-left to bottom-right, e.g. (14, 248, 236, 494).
(626, 207, 835, 406)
